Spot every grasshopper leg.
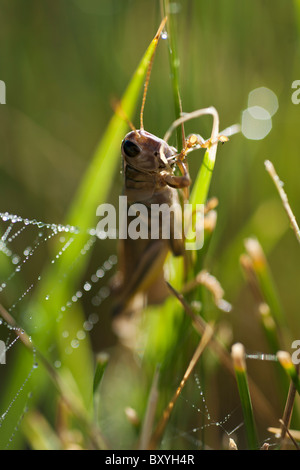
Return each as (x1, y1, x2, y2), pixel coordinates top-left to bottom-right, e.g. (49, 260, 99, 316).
(112, 239, 169, 316)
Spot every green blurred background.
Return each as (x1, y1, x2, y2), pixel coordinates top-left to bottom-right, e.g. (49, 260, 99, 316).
(0, 0, 300, 450)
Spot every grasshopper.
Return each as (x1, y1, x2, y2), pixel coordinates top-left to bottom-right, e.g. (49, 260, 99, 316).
(111, 18, 237, 317)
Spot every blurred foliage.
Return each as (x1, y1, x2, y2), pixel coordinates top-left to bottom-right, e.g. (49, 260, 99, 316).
(0, 0, 300, 450)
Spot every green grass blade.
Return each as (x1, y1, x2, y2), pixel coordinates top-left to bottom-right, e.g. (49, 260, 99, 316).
(163, 0, 183, 150)
(93, 353, 109, 395)
(232, 343, 259, 450)
(277, 351, 300, 396)
(243, 237, 286, 328)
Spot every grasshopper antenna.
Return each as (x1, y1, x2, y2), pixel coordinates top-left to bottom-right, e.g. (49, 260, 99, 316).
(111, 98, 138, 134)
(140, 16, 168, 131)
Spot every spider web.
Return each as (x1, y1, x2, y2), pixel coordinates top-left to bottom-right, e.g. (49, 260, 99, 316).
(160, 369, 277, 450)
(0, 211, 116, 448)
(0, 211, 281, 450)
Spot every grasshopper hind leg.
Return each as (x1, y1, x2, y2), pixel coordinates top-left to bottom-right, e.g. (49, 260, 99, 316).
(111, 239, 170, 317)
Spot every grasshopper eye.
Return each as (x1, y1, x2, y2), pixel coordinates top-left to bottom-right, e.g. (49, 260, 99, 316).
(123, 140, 140, 157)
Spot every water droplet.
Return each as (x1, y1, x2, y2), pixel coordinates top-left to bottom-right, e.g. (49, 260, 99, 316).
(103, 260, 112, 271)
(71, 339, 80, 349)
(96, 269, 104, 279)
(109, 254, 117, 265)
(91, 296, 101, 306)
(83, 321, 93, 331)
(99, 286, 110, 299)
(161, 30, 168, 40)
(77, 330, 86, 340)
(88, 313, 99, 324)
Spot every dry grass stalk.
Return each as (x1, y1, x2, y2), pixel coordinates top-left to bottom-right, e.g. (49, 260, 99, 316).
(265, 160, 300, 244)
(149, 325, 214, 449)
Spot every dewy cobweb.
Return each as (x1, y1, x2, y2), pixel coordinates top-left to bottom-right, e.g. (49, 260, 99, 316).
(0, 211, 116, 448)
(0, 211, 279, 449)
(160, 372, 244, 450)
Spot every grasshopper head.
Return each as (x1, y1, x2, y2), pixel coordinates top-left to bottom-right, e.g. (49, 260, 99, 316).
(121, 130, 176, 172)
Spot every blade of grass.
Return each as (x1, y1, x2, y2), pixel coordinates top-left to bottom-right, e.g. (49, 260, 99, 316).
(277, 351, 300, 396)
(93, 353, 109, 396)
(243, 237, 286, 328)
(162, 0, 184, 150)
(264, 161, 300, 438)
(239, 251, 284, 353)
(239, 251, 289, 400)
(22, 410, 62, 450)
(149, 323, 214, 449)
(231, 342, 259, 450)
(265, 160, 300, 245)
(258, 303, 282, 354)
(139, 365, 160, 450)
(162, 107, 222, 285)
(277, 351, 300, 444)
(278, 419, 300, 450)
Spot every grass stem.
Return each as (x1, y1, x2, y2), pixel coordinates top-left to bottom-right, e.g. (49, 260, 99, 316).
(231, 343, 259, 449)
(265, 160, 300, 244)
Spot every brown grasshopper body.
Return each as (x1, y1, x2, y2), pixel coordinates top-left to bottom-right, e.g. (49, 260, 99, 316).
(110, 18, 235, 316)
(112, 129, 191, 315)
